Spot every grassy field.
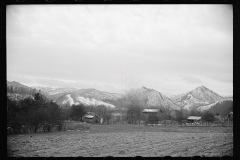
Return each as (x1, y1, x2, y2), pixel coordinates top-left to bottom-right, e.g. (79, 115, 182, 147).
(7, 124, 233, 157)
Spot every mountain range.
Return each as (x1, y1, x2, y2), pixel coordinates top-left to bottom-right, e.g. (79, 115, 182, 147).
(26, 86, 80, 101)
(7, 81, 32, 89)
(7, 81, 232, 114)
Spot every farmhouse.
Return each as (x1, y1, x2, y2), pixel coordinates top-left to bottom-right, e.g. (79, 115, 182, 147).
(142, 109, 162, 119)
(82, 112, 100, 124)
(187, 116, 201, 124)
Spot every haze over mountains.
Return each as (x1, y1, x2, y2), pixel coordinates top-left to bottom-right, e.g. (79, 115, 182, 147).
(7, 81, 232, 114)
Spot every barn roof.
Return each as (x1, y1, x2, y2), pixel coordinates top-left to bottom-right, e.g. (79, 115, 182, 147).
(84, 115, 95, 119)
(142, 109, 160, 113)
(84, 115, 98, 119)
(187, 116, 201, 120)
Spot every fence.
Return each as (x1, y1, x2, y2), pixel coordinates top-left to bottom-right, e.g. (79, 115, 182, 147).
(180, 120, 233, 127)
(7, 123, 64, 135)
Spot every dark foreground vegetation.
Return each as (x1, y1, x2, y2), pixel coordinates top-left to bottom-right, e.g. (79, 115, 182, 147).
(7, 93, 89, 134)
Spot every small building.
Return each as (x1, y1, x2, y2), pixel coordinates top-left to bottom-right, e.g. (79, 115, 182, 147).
(187, 116, 201, 124)
(142, 109, 163, 122)
(82, 113, 100, 124)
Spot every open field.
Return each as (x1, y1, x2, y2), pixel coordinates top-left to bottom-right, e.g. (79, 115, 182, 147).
(7, 124, 233, 157)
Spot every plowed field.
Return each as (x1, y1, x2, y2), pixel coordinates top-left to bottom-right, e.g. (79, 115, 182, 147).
(7, 124, 233, 157)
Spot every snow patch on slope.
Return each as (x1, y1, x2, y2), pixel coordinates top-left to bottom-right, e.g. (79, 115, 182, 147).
(197, 101, 219, 112)
(197, 99, 233, 112)
(75, 96, 115, 108)
(141, 87, 180, 110)
(62, 94, 75, 106)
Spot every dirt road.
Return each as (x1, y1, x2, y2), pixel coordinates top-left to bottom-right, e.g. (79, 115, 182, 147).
(7, 125, 233, 157)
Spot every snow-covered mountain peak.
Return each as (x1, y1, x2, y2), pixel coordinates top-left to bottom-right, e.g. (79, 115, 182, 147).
(169, 86, 225, 111)
(141, 86, 165, 95)
(126, 86, 180, 110)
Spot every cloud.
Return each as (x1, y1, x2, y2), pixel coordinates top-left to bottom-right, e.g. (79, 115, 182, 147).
(11, 75, 123, 93)
(7, 5, 233, 96)
(182, 75, 203, 84)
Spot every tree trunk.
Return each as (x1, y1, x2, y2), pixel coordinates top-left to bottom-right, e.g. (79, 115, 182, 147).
(47, 124, 51, 132)
(51, 123, 54, 131)
(34, 123, 39, 133)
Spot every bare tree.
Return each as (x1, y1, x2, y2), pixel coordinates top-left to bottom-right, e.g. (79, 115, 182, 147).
(126, 104, 142, 124)
(94, 105, 113, 124)
(202, 111, 215, 126)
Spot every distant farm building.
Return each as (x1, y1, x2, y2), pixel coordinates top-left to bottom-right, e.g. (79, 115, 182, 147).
(142, 109, 161, 115)
(82, 112, 100, 124)
(142, 109, 164, 121)
(187, 116, 201, 124)
(223, 111, 233, 124)
(225, 111, 233, 119)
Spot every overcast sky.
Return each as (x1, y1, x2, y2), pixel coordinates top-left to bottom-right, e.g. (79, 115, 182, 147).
(7, 5, 233, 96)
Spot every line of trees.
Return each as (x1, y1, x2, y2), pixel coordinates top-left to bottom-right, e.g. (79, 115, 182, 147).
(7, 93, 94, 134)
(187, 109, 216, 125)
(7, 93, 66, 134)
(175, 108, 218, 126)
(7, 86, 40, 96)
(124, 102, 220, 126)
(85, 105, 113, 124)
